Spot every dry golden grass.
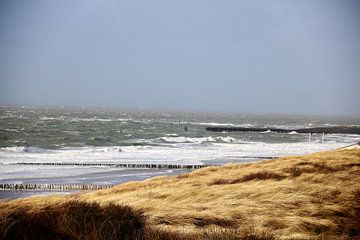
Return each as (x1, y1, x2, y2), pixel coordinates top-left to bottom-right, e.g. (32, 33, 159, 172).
(0, 200, 146, 240)
(1, 147, 360, 239)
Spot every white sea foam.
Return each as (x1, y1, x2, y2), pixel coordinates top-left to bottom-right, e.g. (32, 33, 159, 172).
(189, 122, 254, 127)
(165, 133, 179, 136)
(1, 129, 359, 187)
(69, 117, 114, 122)
(40, 117, 64, 121)
(157, 136, 216, 144)
(154, 136, 242, 145)
(1, 128, 21, 133)
(261, 130, 272, 133)
(1, 146, 49, 153)
(217, 136, 236, 143)
(38, 116, 97, 122)
(117, 118, 131, 122)
(0, 139, 352, 168)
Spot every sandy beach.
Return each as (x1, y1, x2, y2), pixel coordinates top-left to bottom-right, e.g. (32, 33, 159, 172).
(1, 147, 359, 239)
(0, 168, 185, 200)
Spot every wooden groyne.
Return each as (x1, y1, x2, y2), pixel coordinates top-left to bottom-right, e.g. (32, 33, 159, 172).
(0, 183, 113, 191)
(0, 164, 209, 192)
(206, 126, 360, 134)
(15, 162, 208, 170)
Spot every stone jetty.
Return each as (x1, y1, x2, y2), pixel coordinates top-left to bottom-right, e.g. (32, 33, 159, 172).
(206, 126, 360, 134)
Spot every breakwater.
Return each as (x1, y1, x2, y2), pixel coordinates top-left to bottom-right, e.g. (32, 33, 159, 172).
(0, 163, 209, 192)
(15, 162, 208, 170)
(0, 183, 113, 191)
(206, 126, 360, 134)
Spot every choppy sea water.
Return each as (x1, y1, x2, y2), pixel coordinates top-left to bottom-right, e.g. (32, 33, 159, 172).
(1, 106, 359, 199)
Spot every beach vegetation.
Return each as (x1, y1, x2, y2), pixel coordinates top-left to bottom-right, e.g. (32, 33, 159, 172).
(1, 148, 359, 239)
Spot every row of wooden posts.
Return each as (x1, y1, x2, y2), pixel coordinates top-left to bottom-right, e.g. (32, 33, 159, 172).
(0, 163, 209, 191)
(0, 183, 113, 191)
(16, 162, 209, 170)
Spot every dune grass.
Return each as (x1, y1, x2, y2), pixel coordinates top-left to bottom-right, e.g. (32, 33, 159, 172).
(0, 200, 275, 240)
(0, 200, 145, 240)
(1, 147, 359, 239)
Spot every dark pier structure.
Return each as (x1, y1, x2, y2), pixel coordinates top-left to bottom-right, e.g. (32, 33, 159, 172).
(206, 126, 360, 134)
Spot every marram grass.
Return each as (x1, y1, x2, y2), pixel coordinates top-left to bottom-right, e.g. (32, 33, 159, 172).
(1, 147, 359, 239)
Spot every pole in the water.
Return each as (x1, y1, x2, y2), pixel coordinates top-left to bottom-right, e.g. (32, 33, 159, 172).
(322, 132, 325, 144)
(309, 133, 312, 143)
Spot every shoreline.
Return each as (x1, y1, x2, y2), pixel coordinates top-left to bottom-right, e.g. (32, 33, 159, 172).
(1, 142, 359, 200)
(0, 168, 186, 200)
(1, 146, 359, 239)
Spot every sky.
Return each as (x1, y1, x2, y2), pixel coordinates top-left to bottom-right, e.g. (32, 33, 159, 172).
(0, 0, 359, 115)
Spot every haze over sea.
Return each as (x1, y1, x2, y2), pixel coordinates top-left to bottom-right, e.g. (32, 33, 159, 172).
(1, 105, 359, 198)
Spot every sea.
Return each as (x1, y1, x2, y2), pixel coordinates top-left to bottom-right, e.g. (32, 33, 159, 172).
(1, 105, 359, 199)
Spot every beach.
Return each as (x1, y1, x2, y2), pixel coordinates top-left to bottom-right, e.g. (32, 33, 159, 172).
(1, 146, 359, 239)
(1, 106, 360, 239)
(0, 167, 185, 199)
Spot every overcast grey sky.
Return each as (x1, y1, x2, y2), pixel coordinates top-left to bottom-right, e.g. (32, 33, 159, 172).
(0, 0, 359, 115)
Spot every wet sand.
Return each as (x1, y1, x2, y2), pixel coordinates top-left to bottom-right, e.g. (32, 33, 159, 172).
(0, 168, 187, 200)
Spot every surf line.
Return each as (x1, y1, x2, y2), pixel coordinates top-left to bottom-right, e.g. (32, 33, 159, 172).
(12, 162, 209, 170)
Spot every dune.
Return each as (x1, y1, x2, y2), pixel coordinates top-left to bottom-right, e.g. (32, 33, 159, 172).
(1, 146, 359, 239)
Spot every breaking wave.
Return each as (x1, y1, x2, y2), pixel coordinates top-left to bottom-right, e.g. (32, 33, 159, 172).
(155, 136, 238, 144)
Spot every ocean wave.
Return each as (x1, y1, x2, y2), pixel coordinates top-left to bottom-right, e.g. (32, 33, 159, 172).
(117, 118, 130, 122)
(324, 123, 337, 127)
(1, 146, 49, 153)
(157, 136, 216, 144)
(1, 128, 21, 133)
(264, 125, 299, 130)
(0, 113, 16, 119)
(0, 142, 349, 168)
(189, 122, 254, 127)
(155, 136, 238, 144)
(92, 146, 122, 152)
(39, 116, 65, 121)
(288, 131, 298, 135)
(261, 130, 272, 133)
(69, 117, 114, 122)
(218, 136, 237, 143)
